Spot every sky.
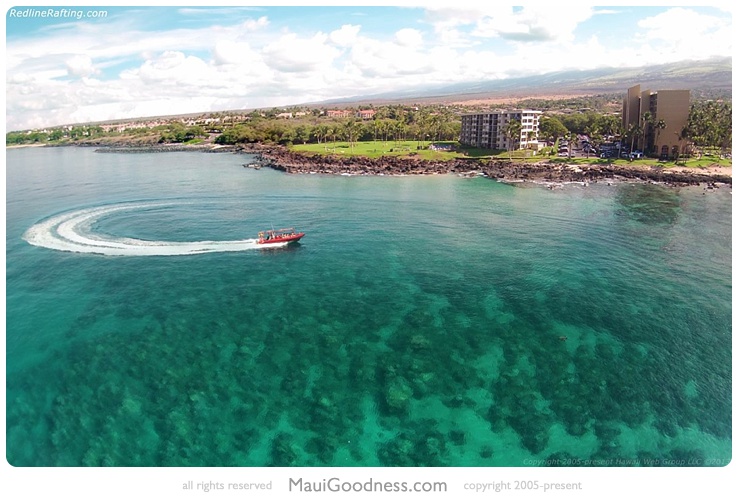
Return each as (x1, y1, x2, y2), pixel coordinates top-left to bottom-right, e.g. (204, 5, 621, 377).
(4, 2, 733, 131)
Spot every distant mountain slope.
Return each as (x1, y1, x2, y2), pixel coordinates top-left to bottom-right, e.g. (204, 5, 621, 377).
(320, 57, 731, 105)
(43, 57, 729, 130)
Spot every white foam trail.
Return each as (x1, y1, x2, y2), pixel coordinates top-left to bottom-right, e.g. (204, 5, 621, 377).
(23, 202, 282, 256)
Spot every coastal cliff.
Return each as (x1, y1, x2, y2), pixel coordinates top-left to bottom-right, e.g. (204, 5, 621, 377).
(243, 145, 731, 187)
(83, 142, 730, 186)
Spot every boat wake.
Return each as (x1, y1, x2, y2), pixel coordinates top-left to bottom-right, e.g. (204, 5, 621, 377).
(22, 202, 277, 256)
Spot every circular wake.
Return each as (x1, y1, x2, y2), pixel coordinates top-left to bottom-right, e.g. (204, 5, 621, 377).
(23, 202, 278, 256)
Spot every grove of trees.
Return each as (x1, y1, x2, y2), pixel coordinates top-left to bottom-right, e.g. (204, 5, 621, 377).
(6, 96, 731, 162)
(213, 105, 462, 148)
(685, 100, 732, 156)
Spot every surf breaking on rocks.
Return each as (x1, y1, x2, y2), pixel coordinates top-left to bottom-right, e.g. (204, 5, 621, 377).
(22, 202, 273, 256)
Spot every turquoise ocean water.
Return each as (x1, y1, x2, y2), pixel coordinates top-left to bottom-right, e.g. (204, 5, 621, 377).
(5, 147, 731, 466)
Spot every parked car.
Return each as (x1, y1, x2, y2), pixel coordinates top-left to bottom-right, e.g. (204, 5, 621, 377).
(629, 151, 643, 159)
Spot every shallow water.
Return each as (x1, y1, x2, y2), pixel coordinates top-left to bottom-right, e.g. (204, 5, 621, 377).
(5, 147, 732, 466)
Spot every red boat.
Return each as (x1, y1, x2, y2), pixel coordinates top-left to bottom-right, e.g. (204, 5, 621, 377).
(257, 228, 305, 245)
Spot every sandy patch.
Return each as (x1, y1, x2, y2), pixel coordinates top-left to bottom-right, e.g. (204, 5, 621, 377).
(6, 143, 48, 149)
(667, 165, 732, 177)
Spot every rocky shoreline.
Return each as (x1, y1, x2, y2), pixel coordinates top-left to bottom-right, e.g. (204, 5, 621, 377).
(74, 142, 733, 186)
(241, 144, 732, 187)
(90, 143, 239, 154)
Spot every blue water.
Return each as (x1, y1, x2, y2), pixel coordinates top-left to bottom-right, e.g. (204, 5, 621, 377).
(5, 146, 732, 466)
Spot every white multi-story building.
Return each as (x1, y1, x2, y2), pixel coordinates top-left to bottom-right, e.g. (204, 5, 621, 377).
(460, 110, 542, 151)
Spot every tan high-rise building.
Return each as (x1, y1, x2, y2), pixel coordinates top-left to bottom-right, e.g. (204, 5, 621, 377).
(622, 84, 690, 158)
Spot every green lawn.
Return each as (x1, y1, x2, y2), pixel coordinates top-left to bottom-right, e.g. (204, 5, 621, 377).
(290, 140, 731, 169)
(544, 155, 732, 169)
(291, 140, 481, 160)
(291, 140, 535, 161)
(669, 155, 732, 169)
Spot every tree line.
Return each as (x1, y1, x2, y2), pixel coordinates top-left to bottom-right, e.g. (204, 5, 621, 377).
(537, 100, 731, 158)
(5, 122, 208, 146)
(214, 106, 461, 147)
(6, 99, 731, 160)
(6, 125, 108, 145)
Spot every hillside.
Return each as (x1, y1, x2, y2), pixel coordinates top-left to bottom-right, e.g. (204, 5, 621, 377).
(8, 57, 731, 132)
(317, 57, 732, 107)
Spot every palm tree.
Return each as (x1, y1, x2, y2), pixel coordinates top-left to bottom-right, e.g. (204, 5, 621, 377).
(526, 131, 536, 154)
(378, 119, 395, 147)
(583, 123, 600, 158)
(428, 114, 441, 143)
(394, 121, 406, 143)
(640, 111, 653, 153)
(503, 118, 522, 159)
(627, 122, 641, 157)
(413, 110, 428, 147)
(343, 120, 361, 151)
(674, 126, 688, 164)
(653, 119, 666, 157)
(328, 125, 338, 151)
(567, 132, 577, 160)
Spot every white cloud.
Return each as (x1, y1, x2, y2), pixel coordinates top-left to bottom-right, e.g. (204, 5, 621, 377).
(472, 6, 595, 42)
(633, 7, 733, 62)
(131, 51, 211, 84)
(262, 32, 341, 73)
(4, 6, 733, 131)
(395, 28, 423, 47)
(241, 16, 270, 31)
(639, 7, 719, 43)
(435, 27, 474, 48)
(65, 55, 97, 78)
(330, 24, 361, 47)
(212, 40, 259, 66)
(424, 6, 497, 31)
(347, 36, 434, 80)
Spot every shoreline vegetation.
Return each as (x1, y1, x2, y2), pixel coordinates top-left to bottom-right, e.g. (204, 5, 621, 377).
(9, 141, 732, 187)
(7, 96, 731, 188)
